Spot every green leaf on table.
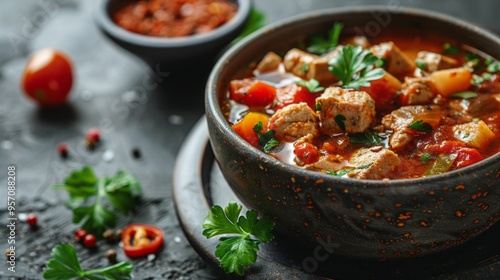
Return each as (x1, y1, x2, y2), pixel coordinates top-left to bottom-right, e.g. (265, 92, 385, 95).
(202, 202, 275, 276)
(233, 8, 266, 44)
(53, 166, 141, 236)
(43, 243, 133, 280)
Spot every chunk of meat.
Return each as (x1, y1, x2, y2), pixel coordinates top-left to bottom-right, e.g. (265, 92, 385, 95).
(269, 103, 319, 142)
(347, 147, 400, 180)
(382, 105, 444, 149)
(316, 87, 376, 134)
(416, 51, 458, 72)
(371, 42, 416, 77)
(305, 154, 346, 172)
(344, 36, 371, 48)
(256, 52, 282, 73)
(283, 48, 338, 85)
(398, 76, 436, 105)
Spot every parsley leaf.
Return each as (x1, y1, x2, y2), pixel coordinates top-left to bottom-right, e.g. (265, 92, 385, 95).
(329, 45, 385, 90)
(348, 132, 383, 146)
(53, 166, 141, 236)
(295, 78, 325, 93)
(43, 243, 133, 280)
(326, 163, 373, 176)
(202, 202, 274, 276)
(443, 43, 460, 55)
(334, 114, 346, 131)
(487, 61, 500, 73)
(415, 59, 428, 71)
(253, 121, 280, 153)
(421, 153, 432, 164)
(409, 120, 433, 133)
(308, 22, 343, 55)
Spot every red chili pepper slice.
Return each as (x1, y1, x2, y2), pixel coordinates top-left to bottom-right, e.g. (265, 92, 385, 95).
(122, 224, 164, 258)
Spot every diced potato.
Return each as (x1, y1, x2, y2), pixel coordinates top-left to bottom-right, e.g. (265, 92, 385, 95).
(256, 52, 282, 73)
(431, 67, 472, 97)
(452, 120, 495, 149)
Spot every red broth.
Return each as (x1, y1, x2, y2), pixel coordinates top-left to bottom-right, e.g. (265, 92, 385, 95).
(223, 28, 500, 180)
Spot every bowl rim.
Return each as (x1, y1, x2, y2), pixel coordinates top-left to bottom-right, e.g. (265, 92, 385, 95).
(207, 5, 500, 188)
(94, 0, 251, 48)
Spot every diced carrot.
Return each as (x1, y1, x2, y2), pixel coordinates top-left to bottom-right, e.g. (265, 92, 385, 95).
(231, 112, 269, 148)
(230, 79, 276, 107)
(431, 67, 472, 97)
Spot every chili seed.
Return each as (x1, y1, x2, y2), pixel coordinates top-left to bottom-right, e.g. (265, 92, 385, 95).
(26, 213, 38, 228)
(114, 229, 123, 240)
(103, 229, 115, 243)
(86, 128, 101, 143)
(57, 143, 69, 158)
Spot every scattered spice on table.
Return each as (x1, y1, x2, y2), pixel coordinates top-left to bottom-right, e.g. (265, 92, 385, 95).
(113, 0, 238, 37)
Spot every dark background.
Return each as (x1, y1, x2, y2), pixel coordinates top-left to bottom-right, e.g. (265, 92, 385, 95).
(1, 0, 500, 279)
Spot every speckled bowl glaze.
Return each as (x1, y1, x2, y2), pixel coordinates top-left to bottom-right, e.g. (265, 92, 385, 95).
(206, 7, 500, 260)
(94, 0, 251, 69)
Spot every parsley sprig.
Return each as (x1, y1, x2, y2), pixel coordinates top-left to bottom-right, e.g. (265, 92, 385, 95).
(295, 78, 325, 93)
(329, 45, 385, 90)
(253, 121, 280, 152)
(348, 132, 383, 146)
(43, 243, 133, 280)
(53, 166, 141, 236)
(202, 202, 274, 276)
(307, 22, 343, 55)
(409, 120, 433, 133)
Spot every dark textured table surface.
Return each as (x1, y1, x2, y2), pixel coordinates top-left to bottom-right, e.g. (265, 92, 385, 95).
(1, 0, 500, 279)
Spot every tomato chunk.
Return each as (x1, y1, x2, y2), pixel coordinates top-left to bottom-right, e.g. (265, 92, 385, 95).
(232, 112, 269, 148)
(122, 224, 164, 258)
(294, 142, 319, 164)
(275, 84, 321, 110)
(230, 79, 276, 107)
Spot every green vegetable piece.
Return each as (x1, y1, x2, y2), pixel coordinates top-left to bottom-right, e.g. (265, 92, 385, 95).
(424, 154, 457, 176)
(409, 120, 433, 133)
(442, 43, 460, 55)
(202, 202, 275, 276)
(308, 22, 343, 55)
(295, 78, 325, 93)
(348, 132, 383, 146)
(253, 121, 280, 153)
(43, 243, 133, 280)
(421, 153, 432, 164)
(53, 166, 141, 236)
(487, 61, 500, 73)
(450, 91, 478, 99)
(415, 59, 428, 71)
(334, 114, 347, 131)
(329, 45, 385, 90)
(471, 74, 484, 86)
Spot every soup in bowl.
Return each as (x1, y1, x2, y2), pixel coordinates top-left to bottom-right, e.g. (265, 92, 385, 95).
(206, 7, 500, 259)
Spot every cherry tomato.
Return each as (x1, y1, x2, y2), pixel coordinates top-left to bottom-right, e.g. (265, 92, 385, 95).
(83, 234, 97, 248)
(294, 142, 319, 164)
(122, 224, 164, 258)
(21, 48, 73, 106)
(230, 78, 276, 107)
(26, 213, 38, 227)
(75, 228, 87, 243)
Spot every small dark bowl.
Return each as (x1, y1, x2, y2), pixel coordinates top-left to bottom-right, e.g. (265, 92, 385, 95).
(206, 6, 500, 260)
(94, 0, 251, 69)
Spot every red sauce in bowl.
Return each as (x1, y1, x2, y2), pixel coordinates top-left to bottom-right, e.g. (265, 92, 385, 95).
(113, 0, 238, 38)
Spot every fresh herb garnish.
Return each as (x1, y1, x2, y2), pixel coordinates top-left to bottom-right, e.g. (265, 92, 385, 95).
(348, 132, 383, 146)
(253, 121, 280, 152)
(326, 163, 373, 176)
(301, 63, 309, 74)
(53, 166, 141, 236)
(471, 74, 484, 86)
(421, 153, 432, 164)
(464, 53, 481, 69)
(43, 243, 133, 280)
(334, 114, 347, 131)
(202, 202, 274, 276)
(415, 59, 428, 71)
(442, 43, 460, 55)
(307, 22, 343, 55)
(329, 45, 385, 90)
(295, 78, 325, 93)
(316, 103, 322, 111)
(375, 58, 387, 68)
(450, 91, 478, 99)
(409, 120, 433, 133)
(487, 61, 500, 73)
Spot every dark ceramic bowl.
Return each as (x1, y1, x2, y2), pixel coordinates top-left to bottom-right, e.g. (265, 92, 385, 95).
(206, 6, 500, 260)
(94, 0, 251, 69)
